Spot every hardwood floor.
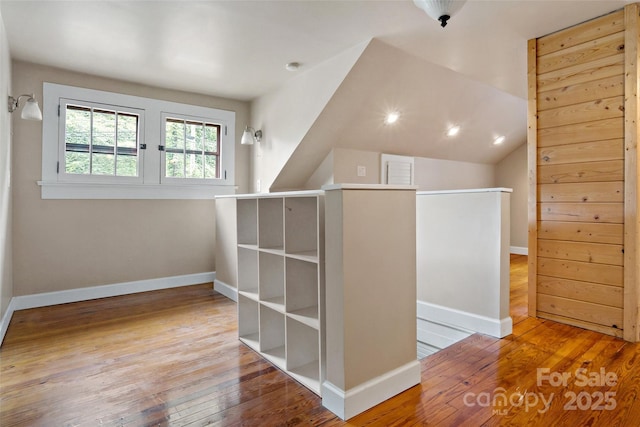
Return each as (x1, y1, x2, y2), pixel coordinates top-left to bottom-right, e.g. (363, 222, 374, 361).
(1, 255, 639, 426)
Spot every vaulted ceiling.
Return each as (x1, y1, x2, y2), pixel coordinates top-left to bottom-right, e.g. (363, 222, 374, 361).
(1, 0, 633, 176)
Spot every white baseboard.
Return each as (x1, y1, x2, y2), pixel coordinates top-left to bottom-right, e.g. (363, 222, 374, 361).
(510, 246, 528, 255)
(322, 360, 421, 420)
(0, 271, 215, 346)
(0, 297, 18, 348)
(417, 300, 512, 338)
(213, 279, 238, 302)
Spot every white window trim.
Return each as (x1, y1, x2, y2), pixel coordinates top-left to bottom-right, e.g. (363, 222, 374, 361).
(160, 112, 224, 184)
(40, 82, 236, 199)
(58, 98, 145, 185)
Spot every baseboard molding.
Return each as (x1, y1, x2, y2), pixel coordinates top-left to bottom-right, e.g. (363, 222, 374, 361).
(0, 297, 18, 348)
(0, 271, 215, 346)
(417, 300, 512, 338)
(510, 246, 528, 255)
(321, 360, 421, 420)
(213, 279, 238, 302)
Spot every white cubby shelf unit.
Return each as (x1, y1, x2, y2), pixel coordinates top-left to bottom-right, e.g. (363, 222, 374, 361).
(236, 191, 325, 395)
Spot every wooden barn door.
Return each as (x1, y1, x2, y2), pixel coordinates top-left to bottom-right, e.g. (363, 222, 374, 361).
(528, 5, 640, 342)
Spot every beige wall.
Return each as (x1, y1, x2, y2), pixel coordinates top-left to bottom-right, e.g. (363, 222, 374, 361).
(417, 190, 511, 333)
(333, 148, 380, 185)
(0, 10, 12, 318)
(325, 188, 417, 391)
(305, 150, 334, 190)
(306, 146, 494, 191)
(11, 61, 250, 295)
(214, 197, 237, 289)
(495, 143, 527, 249)
(304, 148, 380, 190)
(414, 156, 495, 191)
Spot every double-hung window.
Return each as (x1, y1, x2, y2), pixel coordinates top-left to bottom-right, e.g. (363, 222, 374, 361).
(41, 83, 236, 199)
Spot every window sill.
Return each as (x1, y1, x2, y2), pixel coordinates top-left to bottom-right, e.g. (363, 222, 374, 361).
(38, 181, 238, 200)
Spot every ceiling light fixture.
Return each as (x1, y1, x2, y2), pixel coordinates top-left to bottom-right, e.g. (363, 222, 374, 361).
(413, 0, 467, 28)
(8, 93, 42, 121)
(494, 135, 505, 145)
(447, 125, 460, 137)
(241, 126, 262, 145)
(385, 112, 400, 125)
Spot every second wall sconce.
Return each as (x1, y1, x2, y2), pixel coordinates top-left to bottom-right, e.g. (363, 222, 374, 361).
(8, 93, 43, 121)
(241, 126, 262, 145)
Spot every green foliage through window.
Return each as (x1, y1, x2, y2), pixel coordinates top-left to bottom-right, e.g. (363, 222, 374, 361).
(164, 118, 220, 179)
(64, 105, 139, 177)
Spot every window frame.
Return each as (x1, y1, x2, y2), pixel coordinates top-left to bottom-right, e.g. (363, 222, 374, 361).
(58, 99, 145, 184)
(41, 83, 236, 199)
(160, 113, 224, 184)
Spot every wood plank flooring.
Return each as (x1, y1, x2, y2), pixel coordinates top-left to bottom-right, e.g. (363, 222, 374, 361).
(1, 255, 639, 426)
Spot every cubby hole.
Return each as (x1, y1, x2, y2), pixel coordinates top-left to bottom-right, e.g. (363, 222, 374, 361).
(259, 305, 286, 368)
(284, 197, 318, 260)
(237, 247, 259, 299)
(286, 317, 320, 391)
(285, 258, 319, 329)
(259, 252, 285, 312)
(238, 295, 259, 351)
(237, 198, 258, 246)
(258, 197, 284, 251)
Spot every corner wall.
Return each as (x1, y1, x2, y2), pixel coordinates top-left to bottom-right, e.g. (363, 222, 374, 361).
(413, 157, 494, 191)
(11, 61, 250, 296)
(0, 9, 13, 325)
(496, 143, 528, 251)
(251, 41, 368, 193)
(305, 147, 494, 192)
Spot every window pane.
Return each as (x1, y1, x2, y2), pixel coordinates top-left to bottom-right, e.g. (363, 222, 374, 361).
(65, 106, 91, 147)
(204, 125, 218, 153)
(166, 152, 184, 177)
(65, 152, 90, 174)
(166, 120, 184, 150)
(117, 114, 138, 148)
(186, 153, 203, 178)
(205, 155, 217, 179)
(117, 155, 137, 177)
(93, 109, 116, 147)
(163, 118, 221, 181)
(186, 122, 203, 152)
(92, 153, 115, 175)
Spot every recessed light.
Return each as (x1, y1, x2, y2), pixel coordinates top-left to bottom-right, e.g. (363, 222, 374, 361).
(385, 112, 399, 124)
(447, 126, 460, 137)
(285, 62, 301, 71)
(494, 136, 505, 145)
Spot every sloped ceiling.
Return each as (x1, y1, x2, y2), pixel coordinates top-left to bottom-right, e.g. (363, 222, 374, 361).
(1, 0, 633, 192)
(271, 39, 527, 190)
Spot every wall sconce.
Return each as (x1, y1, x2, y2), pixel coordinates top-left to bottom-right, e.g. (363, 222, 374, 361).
(241, 126, 262, 145)
(8, 93, 42, 121)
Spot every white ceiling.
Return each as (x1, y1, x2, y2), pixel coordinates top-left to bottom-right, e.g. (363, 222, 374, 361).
(1, 0, 632, 101)
(0, 0, 633, 177)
